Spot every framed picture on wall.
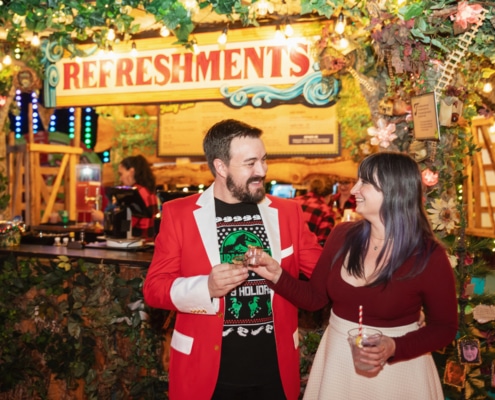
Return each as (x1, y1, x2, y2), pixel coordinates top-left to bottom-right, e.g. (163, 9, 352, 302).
(411, 92, 440, 140)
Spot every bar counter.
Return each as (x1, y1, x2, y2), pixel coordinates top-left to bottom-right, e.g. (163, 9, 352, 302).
(0, 242, 153, 267)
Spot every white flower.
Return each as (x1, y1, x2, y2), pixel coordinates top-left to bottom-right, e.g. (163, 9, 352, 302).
(448, 254, 458, 268)
(427, 197, 460, 233)
(367, 118, 397, 148)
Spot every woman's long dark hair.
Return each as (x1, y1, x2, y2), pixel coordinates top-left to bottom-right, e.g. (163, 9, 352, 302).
(120, 155, 156, 193)
(333, 152, 440, 286)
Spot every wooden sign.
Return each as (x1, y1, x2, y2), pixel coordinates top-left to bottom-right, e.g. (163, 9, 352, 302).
(158, 101, 340, 158)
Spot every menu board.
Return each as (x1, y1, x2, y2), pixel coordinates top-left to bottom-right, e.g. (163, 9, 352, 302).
(158, 101, 340, 158)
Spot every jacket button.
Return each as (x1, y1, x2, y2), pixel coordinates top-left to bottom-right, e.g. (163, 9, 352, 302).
(214, 345, 220, 351)
(217, 312, 223, 318)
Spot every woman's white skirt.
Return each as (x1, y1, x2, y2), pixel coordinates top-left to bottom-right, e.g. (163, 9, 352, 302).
(303, 310, 444, 400)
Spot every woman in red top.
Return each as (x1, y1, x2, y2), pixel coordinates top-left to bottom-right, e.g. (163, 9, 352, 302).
(251, 152, 458, 399)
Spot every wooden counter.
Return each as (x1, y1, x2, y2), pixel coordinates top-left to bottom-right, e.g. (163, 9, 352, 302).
(0, 243, 153, 267)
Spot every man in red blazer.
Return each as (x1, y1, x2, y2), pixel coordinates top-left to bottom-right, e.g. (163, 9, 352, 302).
(144, 119, 322, 399)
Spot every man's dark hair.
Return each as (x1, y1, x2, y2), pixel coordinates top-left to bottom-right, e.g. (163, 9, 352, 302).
(203, 119, 262, 177)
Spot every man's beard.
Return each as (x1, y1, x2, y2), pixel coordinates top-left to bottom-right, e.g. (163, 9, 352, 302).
(226, 174, 266, 203)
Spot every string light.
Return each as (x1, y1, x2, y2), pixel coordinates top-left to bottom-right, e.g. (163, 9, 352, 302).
(217, 26, 228, 45)
(15, 89, 22, 138)
(107, 27, 116, 41)
(14, 46, 21, 60)
(160, 26, 170, 37)
(284, 21, 294, 37)
(483, 82, 493, 93)
(335, 13, 346, 35)
(31, 33, 40, 47)
(84, 107, 93, 148)
(339, 36, 349, 50)
(3, 53, 12, 65)
(274, 25, 285, 43)
(32, 92, 39, 134)
(49, 114, 57, 132)
(191, 39, 199, 55)
(131, 41, 137, 56)
(68, 107, 75, 139)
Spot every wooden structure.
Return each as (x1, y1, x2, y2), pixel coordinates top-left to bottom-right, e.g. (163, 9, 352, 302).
(7, 107, 83, 226)
(467, 116, 495, 237)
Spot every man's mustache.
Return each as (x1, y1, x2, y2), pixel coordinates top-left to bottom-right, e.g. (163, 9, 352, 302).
(247, 176, 266, 184)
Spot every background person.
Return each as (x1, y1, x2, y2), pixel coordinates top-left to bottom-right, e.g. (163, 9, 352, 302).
(143, 119, 322, 400)
(252, 152, 458, 399)
(330, 178, 356, 220)
(293, 175, 336, 247)
(92, 154, 158, 239)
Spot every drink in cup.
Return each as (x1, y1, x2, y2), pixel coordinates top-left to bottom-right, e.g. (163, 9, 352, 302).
(231, 255, 246, 268)
(347, 327, 382, 371)
(246, 246, 263, 267)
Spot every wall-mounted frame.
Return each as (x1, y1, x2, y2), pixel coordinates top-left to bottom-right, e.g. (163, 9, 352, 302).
(411, 92, 440, 140)
(158, 101, 340, 158)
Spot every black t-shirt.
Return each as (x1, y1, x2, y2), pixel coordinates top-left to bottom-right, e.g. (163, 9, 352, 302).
(215, 198, 280, 386)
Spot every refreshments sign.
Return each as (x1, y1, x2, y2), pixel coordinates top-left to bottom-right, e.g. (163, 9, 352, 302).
(51, 24, 332, 107)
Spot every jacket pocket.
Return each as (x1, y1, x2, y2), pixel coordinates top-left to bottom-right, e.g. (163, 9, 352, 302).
(171, 329, 194, 355)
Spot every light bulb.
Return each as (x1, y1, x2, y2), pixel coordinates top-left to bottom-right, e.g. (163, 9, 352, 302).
(339, 36, 349, 49)
(284, 23, 294, 37)
(217, 27, 228, 45)
(274, 25, 285, 43)
(3, 54, 12, 65)
(31, 33, 40, 47)
(107, 28, 116, 41)
(335, 13, 346, 35)
(191, 40, 199, 55)
(483, 82, 493, 93)
(131, 41, 137, 56)
(160, 26, 170, 37)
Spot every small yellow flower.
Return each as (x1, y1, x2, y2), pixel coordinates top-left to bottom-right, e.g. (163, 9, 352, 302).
(427, 198, 460, 234)
(56, 255, 72, 271)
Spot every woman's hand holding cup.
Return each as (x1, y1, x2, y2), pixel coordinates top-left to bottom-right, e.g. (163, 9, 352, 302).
(247, 248, 283, 284)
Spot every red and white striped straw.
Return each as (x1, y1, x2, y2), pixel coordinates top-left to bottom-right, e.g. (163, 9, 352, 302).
(358, 305, 363, 337)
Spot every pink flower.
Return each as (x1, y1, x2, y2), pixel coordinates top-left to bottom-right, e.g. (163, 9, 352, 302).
(451, 1, 484, 29)
(422, 168, 439, 186)
(367, 118, 397, 148)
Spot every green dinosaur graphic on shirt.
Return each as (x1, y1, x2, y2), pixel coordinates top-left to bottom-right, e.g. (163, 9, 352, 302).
(266, 299, 272, 316)
(228, 297, 242, 318)
(220, 230, 264, 262)
(248, 296, 261, 318)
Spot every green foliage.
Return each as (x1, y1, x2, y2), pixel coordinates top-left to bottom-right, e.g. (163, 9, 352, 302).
(0, 254, 169, 398)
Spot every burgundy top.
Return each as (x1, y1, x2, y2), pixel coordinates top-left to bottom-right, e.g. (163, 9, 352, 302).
(273, 222, 458, 363)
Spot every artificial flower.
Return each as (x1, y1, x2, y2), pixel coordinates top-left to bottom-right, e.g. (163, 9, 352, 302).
(422, 168, 439, 186)
(56, 255, 72, 271)
(367, 118, 397, 148)
(427, 197, 460, 233)
(451, 1, 484, 30)
(448, 254, 458, 268)
(360, 142, 372, 155)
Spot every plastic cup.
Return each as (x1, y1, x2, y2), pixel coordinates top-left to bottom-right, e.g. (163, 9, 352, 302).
(246, 246, 263, 267)
(347, 327, 382, 371)
(231, 255, 246, 268)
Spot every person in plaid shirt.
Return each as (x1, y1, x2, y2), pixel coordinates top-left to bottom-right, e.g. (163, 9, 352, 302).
(293, 175, 336, 247)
